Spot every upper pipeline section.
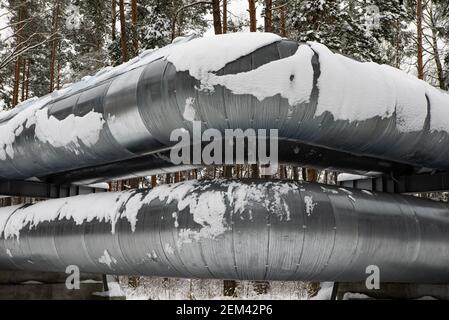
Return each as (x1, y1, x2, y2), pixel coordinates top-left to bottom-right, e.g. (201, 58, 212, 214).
(1, 32, 449, 181)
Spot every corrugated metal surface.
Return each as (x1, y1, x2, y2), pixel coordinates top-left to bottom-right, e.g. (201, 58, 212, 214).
(1, 180, 448, 283)
(1, 37, 448, 182)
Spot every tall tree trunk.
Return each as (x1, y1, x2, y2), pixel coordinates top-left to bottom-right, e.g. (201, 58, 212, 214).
(292, 166, 299, 180)
(112, 0, 117, 41)
(212, 0, 222, 34)
(223, 280, 237, 297)
(151, 176, 157, 188)
(21, 58, 26, 102)
(251, 164, 259, 178)
(223, 166, 233, 177)
(25, 59, 30, 100)
(56, 41, 62, 90)
(119, 0, 129, 63)
(12, 5, 24, 107)
(12, 61, 21, 106)
(12, 56, 22, 107)
(416, 0, 424, 80)
(131, 0, 138, 54)
(129, 178, 140, 189)
(49, 0, 60, 93)
(305, 168, 318, 183)
(223, 0, 228, 33)
(280, 4, 287, 37)
(264, 0, 272, 32)
(394, 18, 401, 68)
(279, 165, 287, 179)
(248, 0, 257, 32)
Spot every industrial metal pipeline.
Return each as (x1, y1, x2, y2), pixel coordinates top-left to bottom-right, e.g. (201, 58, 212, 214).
(1, 179, 449, 283)
(1, 33, 449, 184)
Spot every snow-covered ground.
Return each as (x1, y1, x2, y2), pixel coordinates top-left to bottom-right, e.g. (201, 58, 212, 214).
(118, 277, 317, 300)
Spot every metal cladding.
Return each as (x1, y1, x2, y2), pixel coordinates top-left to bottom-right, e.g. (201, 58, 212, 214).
(1, 34, 449, 183)
(1, 179, 449, 283)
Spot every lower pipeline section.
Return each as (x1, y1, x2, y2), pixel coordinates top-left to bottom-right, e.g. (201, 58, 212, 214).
(0, 179, 448, 283)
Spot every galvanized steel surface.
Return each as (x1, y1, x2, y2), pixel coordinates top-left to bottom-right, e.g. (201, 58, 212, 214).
(1, 179, 448, 283)
(0, 37, 447, 182)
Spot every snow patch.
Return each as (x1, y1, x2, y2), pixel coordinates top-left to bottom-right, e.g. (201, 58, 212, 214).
(164, 244, 175, 255)
(166, 33, 281, 89)
(178, 191, 228, 244)
(303, 195, 317, 216)
(0, 97, 104, 160)
(0, 180, 297, 244)
(426, 85, 449, 132)
(99, 250, 117, 269)
(33, 108, 105, 149)
(310, 282, 334, 300)
(209, 45, 315, 106)
(342, 292, 372, 300)
(226, 181, 295, 221)
(183, 97, 196, 122)
(0, 97, 50, 160)
(21, 280, 44, 285)
(311, 41, 449, 133)
(311, 42, 396, 122)
(147, 251, 158, 260)
(362, 190, 374, 196)
(94, 275, 124, 298)
(320, 186, 339, 194)
(339, 188, 353, 195)
(380, 65, 428, 132)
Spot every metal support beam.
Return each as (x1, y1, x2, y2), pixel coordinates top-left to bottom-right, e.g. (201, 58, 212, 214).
(0, 180, 107, 199)
(339, 171, 449, 194)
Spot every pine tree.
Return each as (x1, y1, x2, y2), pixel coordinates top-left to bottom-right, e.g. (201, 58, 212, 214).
(66, 0, 110, 78)
(287, 0, 373, 59)
(423, 0, 449, 89)
(363, 0, 414, 66)
(137, 0, 172, 50)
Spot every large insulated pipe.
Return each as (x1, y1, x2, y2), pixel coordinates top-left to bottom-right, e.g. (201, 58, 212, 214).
(1, 179, 449, 283)
(1, 33, 449, 182)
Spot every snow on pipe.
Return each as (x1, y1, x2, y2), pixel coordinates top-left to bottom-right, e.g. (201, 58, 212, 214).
(1, 33, 449, 182)
(1, 179, 449, 283)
